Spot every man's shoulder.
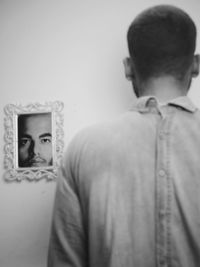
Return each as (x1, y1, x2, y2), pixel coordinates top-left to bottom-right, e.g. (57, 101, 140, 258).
(64, 111, 140, 159)
(71, 111, 140, 144)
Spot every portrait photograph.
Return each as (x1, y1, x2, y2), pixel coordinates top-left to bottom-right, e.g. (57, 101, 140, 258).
(17, 112, 53, 168)
(3, 101, 64, 181)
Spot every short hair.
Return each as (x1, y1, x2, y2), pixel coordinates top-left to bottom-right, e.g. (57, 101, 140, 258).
(127, 5, 197, 81)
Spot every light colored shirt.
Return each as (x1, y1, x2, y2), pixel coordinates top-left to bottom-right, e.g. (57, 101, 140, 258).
(48, 96, 200, 267)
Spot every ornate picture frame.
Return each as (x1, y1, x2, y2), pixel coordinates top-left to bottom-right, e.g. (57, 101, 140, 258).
(4, 101, 64, 181)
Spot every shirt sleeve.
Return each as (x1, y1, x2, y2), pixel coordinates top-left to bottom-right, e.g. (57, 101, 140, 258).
(47, 137, 88, 267)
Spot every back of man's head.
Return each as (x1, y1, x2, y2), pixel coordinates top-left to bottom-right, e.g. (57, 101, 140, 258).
(127, 5, 196, 81)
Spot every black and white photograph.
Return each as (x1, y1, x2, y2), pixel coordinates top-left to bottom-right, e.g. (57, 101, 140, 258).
(4, 101, 64, 181)
(1, 1, 200, 267)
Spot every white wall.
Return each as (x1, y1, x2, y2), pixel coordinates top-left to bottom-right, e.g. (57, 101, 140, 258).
(0, 0, 200, 266)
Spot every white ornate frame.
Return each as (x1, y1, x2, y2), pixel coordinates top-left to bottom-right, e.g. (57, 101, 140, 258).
(4, 101, 64, 181)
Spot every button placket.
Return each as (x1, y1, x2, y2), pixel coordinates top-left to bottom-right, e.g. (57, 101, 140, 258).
(156, 115, 171, 267)
(159, 130, 168, 140)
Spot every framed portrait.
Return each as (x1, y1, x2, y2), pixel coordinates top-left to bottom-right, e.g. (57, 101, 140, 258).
(4, 101, 64, 181)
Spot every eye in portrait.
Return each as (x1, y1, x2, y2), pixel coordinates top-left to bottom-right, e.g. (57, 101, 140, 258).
(18, 113, 53, 168)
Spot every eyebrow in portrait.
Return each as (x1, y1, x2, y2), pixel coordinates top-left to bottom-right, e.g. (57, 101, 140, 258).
(20, 134, 32, 138)
(39, 133, 52, 138)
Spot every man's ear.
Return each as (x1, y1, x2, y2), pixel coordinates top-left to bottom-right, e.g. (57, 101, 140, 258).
(191, 54, 200, 78)
(123, 57, 135, 81)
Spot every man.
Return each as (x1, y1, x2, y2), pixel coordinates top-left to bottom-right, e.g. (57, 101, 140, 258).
(48, 5, 200, 267)
(18, 113, 53, 167)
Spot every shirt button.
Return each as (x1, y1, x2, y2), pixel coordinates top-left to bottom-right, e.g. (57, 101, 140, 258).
(159, 131, 164, 139)
(159, 210, 165, 218)
(159, 257, 167, 266)
(159, 170, 166, 177)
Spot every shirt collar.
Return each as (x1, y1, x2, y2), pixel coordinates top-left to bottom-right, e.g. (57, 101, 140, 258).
(134, 96, 197, 113)
(169, 96, 196, 112)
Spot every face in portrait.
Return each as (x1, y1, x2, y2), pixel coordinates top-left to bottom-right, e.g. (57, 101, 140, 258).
(18, 113, 53, 168)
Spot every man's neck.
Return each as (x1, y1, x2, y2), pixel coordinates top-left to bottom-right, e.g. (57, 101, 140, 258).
(139, 76, 189, 103)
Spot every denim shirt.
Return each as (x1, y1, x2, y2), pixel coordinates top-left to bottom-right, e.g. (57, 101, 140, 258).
(48, 96, 200, 267)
